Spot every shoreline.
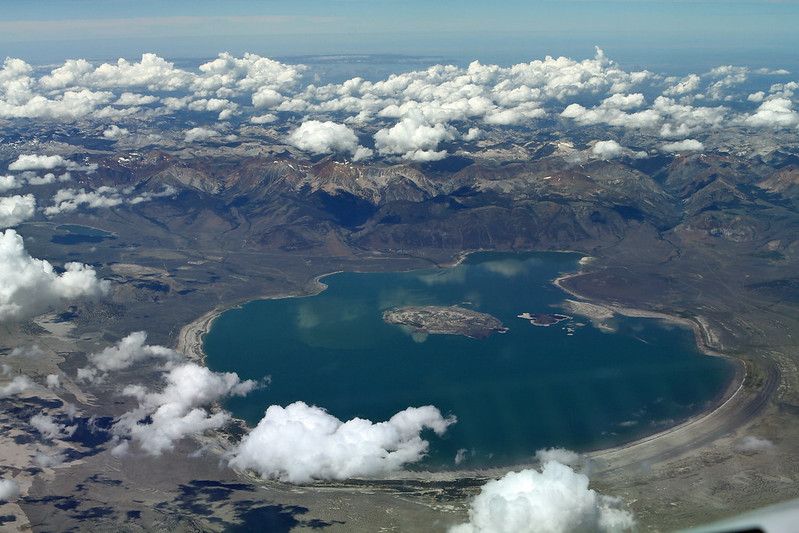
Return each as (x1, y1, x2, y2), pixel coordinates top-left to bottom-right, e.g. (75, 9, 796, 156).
(175, 251, 752, 481)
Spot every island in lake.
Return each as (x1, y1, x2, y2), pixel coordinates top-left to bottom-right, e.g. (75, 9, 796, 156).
(518, 312, 572, 326)
(382, 305, 508, 339)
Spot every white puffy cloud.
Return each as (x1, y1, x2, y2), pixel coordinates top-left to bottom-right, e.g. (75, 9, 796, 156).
(745, 98, 799, 128)
(127, 184, 177, 204)
(0, 479, 21, 502)
(82, 53, 195, 91)
(703, 65, 748, 101)
(0, 229, 108, 321)
(592, 140, 624, 160)
(38, 58, 94, 90)
(734, 435, 776, 453)
(8, 155, 97, 176)
(0, 175, 21, 192)
(374, 118, 456, 161)
(653, 97, 727, 139)
(103, 125, 129, 138)
(45, 187, 124, 215)
(34, 451, 66, 468)
(450, 459, 635, 533)
(30, 413, 77, 440)
(229, 402, 456, 484)
(194, 52, 306, 98)
(184, 127, 220, 143)
(0, 375, 36, 397)
(0, 89, 114, 120)
(46, 373, 61, 389)
(78, 331, 183, 384)
(252, 87, 284, 108)
(0, 194, 35, 228)
(9, 345, 44, 358)
(561, 97, 660, 129)
(115, 92, 158, 106)
(534, 447, 582, 468)
(27, 173, 56, 186)
(661, 139, 704, 153)
(286, 120, 362, 156)
(45, 185, 174, 215)
(9, 154, 70, 171)
(188, 98, 239, 120)
(251, 113, 277, 124)
(663, 74, 701, 97)
(600, 93, 646, 110)
(111, 362, 257, 456)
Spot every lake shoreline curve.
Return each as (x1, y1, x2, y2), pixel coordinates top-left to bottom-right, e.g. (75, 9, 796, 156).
(175, 250, 754, 483)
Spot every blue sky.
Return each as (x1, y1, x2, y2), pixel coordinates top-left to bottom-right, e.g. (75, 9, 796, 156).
(2, 1, 798, 70)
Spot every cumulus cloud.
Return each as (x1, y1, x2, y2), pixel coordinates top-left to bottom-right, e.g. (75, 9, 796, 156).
(0, 479, 21, 502)
(43, 53, 195, 91)
(734, 435, 776, 453)
(745, 98, 799, 128)
(115, 92, 158, 106)
(229, 402, 456, 483)
(661, 139, 704, 153)
(9, 345, 45, 358)
(251, 113, 277, 124)
(703, 65, 748, 101)
(103, 125, 129, 138)
(450, 458, 635, 533)
(8, 154, 97, 174)
(0, 66, 114, 119)
(27, 173, 55, 186)
(30, 413, 77, 440)
(111, 362, 257, 456)
(34, 451, 67, 468)
(534, 447, 582, 468)
(46, 373, 61, 389)
(0, 175, 21, 192)
(286, 120, 364, 157)
(184, 127, 220, 143)
(9, 154, 70, 171)
(0, 375, 36, 397)
(188, 97, 239, 120)
(127, 184, 177, 205)
(561, 96, 660, 129)
(374, 118, 456, 161)
(78, 331, 183, 383)
(44, 184, 171, 214)
(592, 140, 624, 160)
(44, 187, 124, 215)
(1, 48, 790, 161)
(0, 229, 108, 321)
(0, 194, 35, 228)
(194, 52, 306, 98)
(663, 74, 701, 97)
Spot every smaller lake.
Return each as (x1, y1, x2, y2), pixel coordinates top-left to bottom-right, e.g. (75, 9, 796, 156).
(204, 252, 735, 468)
(52, 224, 116, 245)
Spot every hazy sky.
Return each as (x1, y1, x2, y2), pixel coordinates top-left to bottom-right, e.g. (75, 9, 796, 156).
(2, 1, 798, 70)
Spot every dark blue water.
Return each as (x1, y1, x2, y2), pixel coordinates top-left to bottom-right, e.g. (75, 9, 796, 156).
(204, 252, 735, 468)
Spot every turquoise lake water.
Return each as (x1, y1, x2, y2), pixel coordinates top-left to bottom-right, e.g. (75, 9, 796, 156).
(204, 252, 735, 468)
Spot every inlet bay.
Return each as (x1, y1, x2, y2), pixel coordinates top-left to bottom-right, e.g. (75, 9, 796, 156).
(204, 252, 734, 468)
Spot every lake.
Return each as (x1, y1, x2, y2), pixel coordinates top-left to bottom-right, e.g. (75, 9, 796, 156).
(204, 252, 735, 468)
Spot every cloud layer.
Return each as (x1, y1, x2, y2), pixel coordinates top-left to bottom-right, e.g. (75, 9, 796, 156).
(1, 49, 796, 164)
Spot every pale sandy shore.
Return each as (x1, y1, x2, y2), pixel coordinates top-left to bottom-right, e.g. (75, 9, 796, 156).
(175, 259, 755, 485)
